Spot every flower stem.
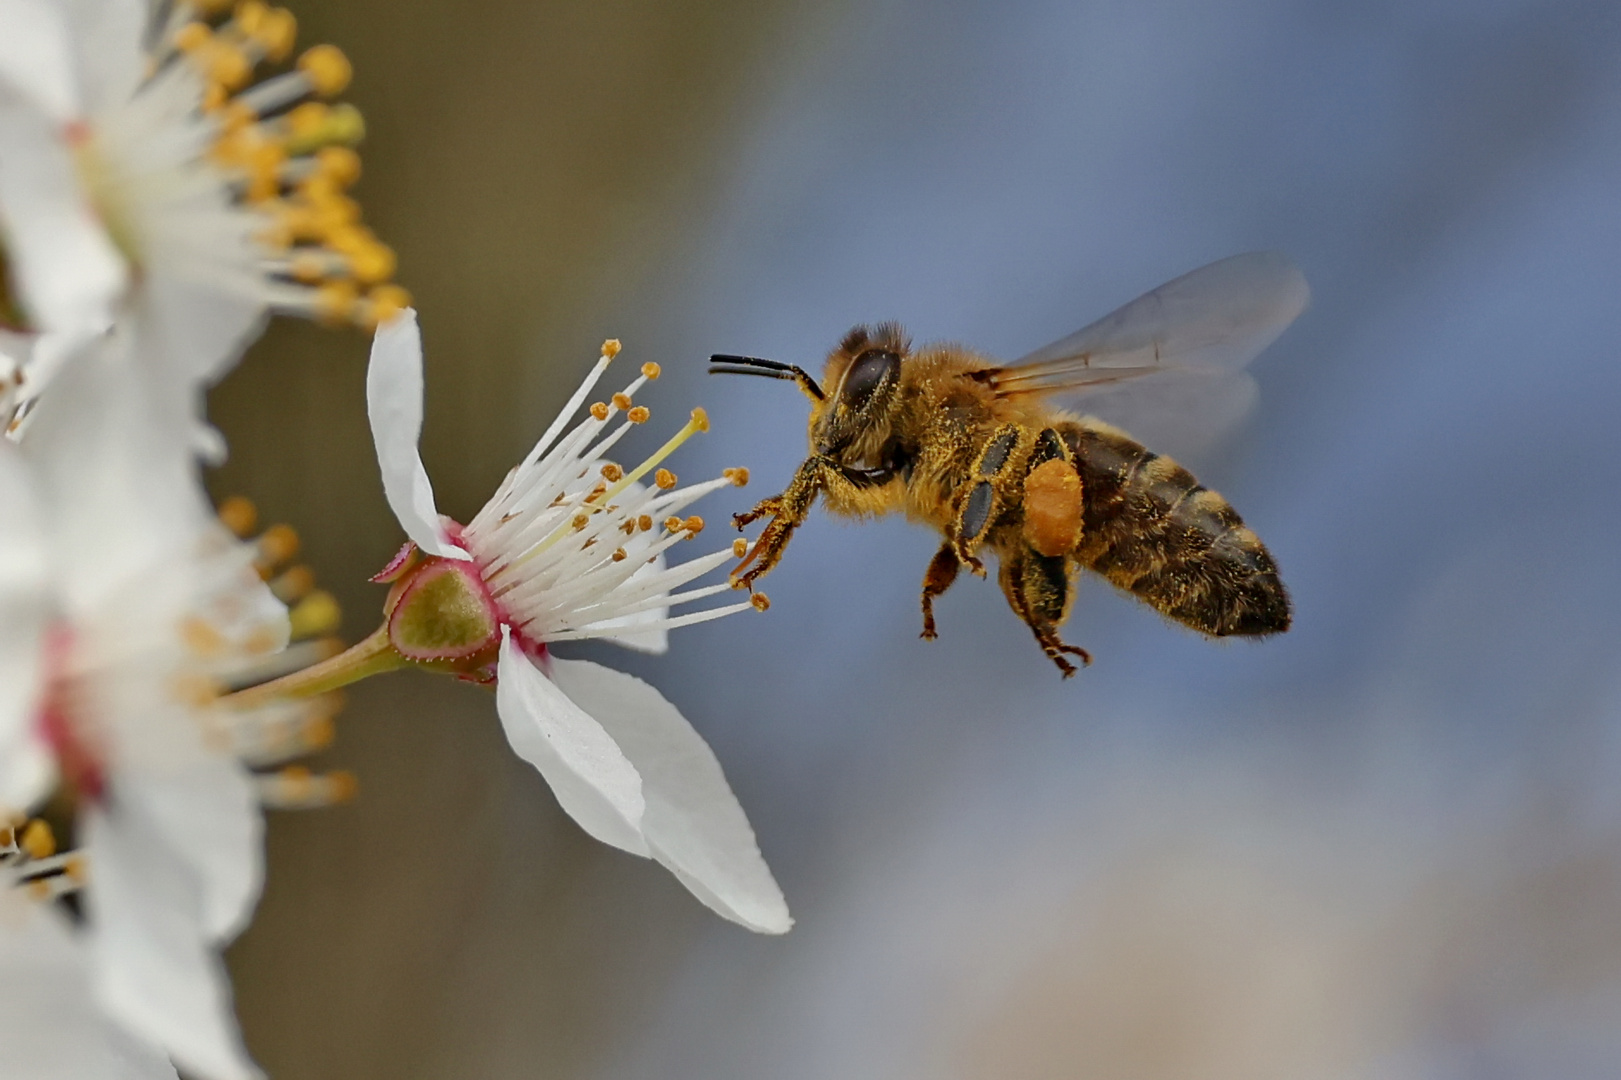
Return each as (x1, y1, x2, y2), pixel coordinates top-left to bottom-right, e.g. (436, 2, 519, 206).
(224, 626, 407, 708)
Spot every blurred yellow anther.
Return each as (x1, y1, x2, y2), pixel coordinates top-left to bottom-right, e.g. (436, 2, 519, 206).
(64, 855, 87, 884)
(328, 770, 359, 802)
(664, 516, 684, 533)
(654, 468, 677, 490)
(298, 44, 352, 97)
(242, 625, 281, 656)
(258, 523, 300, 565)
(732, 538, 749, 558)
(690, 407, 710, 432)
(303, 713, 337, 751)
(290, 589, 341, 639)
(0, 825, 12, 849)
(365, 284, 413, 328)
(20, 819, 55, 860)
(315, 279, 359, 324)
(751, 592, 772, 612)
(316, 145, 361, 186)
(285, 101, 328, 139)
(218, 495, 258, 537)
(218, 101, 255, 133)
(181, 615, 228, 657)
(202, 81, 230, 112)
(284, 102, 364, 156)
(683, 515, 705, 535)
(638, 515, 654, 532)
(601, 339, 621, 360)
(590, 402, 610, 421)
(207, 43, 253, 91)
(626, 406, 650, 424)
(347, 241, 396, 285)
(270, 565, 315, 602)
(600, 462, 624, 482)
(289, 251, 326, 283)
(641, 361, 661, 379)
(174, 22, 211, 52)
(171, 672, 223, 707)
(259, 8, 297, 61)
(236, 1, 270, 36)
(612, 548, 627, 562)
(611, 392, 633, 411)
(723, 467, 750, 487)
(571, 513, 590, 531)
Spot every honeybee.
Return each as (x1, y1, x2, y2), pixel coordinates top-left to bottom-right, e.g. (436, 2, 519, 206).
(710, 252, 1309, 676)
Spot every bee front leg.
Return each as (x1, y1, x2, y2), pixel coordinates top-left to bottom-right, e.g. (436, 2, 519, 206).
(919, 543, 961, 641)
(730, 457, 829, 590)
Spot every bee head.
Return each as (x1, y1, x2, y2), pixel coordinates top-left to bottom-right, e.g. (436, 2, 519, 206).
(810, 323, 908, 458)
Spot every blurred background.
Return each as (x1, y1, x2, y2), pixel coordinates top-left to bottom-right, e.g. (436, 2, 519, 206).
(209, 0, 1621, 1077)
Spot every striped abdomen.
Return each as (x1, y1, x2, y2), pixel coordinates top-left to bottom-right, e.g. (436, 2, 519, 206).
(1058, 419, 1290, 636)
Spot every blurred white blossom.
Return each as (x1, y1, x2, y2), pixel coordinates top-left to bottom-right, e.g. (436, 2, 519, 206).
(0, 0, 405, 426)
(0, 332, 337, 1080)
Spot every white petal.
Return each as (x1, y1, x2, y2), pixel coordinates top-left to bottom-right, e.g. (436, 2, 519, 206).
(0, 440, 51, 812)
(20, 332, 209, 616)
(0, 894, 180, 1080)
(0, 0, 80, 119)
(494, 631, 648, 856)
(85, 805, 263, 1080)
(0, 97, 125, 333)
(549, 659, 791, 933)
(365, 310, 466, 560)
(58, 0, 145, 116)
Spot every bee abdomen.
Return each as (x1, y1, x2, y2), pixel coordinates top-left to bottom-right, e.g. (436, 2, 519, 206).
(1059, 420, 1291, 636)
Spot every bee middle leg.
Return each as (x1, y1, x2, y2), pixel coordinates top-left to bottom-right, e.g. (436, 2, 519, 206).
(919, 543, 961, 640)
(998, 544, 1091, 677)
(732, 456, 899, 590)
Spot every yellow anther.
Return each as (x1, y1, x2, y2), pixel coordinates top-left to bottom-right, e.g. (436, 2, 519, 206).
(217, 101, 256, 133)
(347, 241, 396, 285)
(285, 101, 329, 139)
(303, 713, 337, 751)
(289, 250, 327, 283)
(723, 467, 750, 487)
(235, 1, 270, 37)
(315, 279, 358, 325)
(257, 8, 298, 62)
(64, 854, 87, 884)
(611, 392, 633, 411)
(201, 81, 230, 112)
(171, 672, 224, 707)
(0, 825, 12, 849)
(601, 339, 622, 360)
(683, 515, 705, 535)
(655, 468, 677, 490)
(590, 402, 610, 421)
(207, 42, 253, 90)
(316, 145, 362, 186)
(20, 819, 55, 860)
(218, 494, 258, 537)
(600, 462, 624, 482)
(290, 589, 341, 639)
(270, 564, 315, 602)
(690, 407, 710, 432)
(583, 481, 607, 503)
(365, 284, 412, 327)
(323, 221, 373, 255)
(751, 592, 772, 612)
(174, 21, 211, 53)
(26, 879, 49, 901)
(571, 513, 590, 531)
(180, 615, 228, 658)
(627, 406, 650, 424)
(258, 523, 300, 565)
(242, 624, 281, 656)
(328, 770, 359, 803)
(732, 538, 749, 558)
(298, 44, 352, 97)
(664, 516, 684, 533)
(612, 548, 628, 562)
(641, 361, 661, 380)
(638, 515, 654, 532)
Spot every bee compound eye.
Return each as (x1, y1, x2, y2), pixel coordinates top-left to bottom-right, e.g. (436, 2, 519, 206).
(839, 349, 900, 410)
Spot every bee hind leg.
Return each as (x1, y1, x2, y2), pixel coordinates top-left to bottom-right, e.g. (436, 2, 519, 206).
(998, 545, 1091, 677)
(919, 543, 961, 640)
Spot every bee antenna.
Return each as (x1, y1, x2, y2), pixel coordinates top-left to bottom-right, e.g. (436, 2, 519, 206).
(708, 354, 825, 401)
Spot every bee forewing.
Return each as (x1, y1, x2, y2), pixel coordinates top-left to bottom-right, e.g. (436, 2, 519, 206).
(1004, 251, 1309, 385)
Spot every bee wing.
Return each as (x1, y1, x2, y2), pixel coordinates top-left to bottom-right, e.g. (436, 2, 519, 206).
(986, 251, 1308, 459)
